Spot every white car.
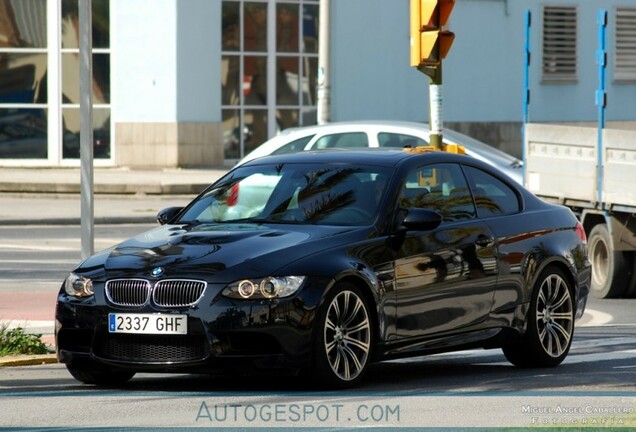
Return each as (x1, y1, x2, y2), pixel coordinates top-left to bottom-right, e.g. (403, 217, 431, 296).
(238, 121, 523, 184)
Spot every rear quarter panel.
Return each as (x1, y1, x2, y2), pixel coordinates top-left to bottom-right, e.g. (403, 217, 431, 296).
(487, 205, 588, 322)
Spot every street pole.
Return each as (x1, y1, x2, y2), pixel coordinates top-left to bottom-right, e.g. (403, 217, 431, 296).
(426, 63, 443, 149)
(596, 10, 607, 206)
(317, 0, 330, 125)
(79, 0, 94, 259)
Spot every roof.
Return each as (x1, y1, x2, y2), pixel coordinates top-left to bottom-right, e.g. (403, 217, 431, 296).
(239, 146, 473, 168)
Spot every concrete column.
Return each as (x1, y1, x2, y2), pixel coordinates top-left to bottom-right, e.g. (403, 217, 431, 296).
(112, 0, 223, 168)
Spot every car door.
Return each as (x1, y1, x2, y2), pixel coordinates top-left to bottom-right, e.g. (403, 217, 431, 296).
(394, 163, 499, 338)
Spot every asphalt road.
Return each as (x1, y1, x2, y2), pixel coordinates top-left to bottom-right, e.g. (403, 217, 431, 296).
(1, 325, 635, 429)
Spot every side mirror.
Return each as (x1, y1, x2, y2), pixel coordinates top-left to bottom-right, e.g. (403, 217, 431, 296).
(402, 208, 442, 231)
(156, 207, 183, 225)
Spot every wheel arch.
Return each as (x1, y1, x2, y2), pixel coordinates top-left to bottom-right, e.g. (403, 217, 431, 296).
(524, 257, 578, 307)
(331, 272, 384, 346)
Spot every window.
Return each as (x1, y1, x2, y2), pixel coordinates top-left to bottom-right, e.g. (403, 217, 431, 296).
(0, 0, 48, 159)
(271, 134, 315, 155)
(221, 0, 319, 160)
(312, 132, 368, 149)
(400, 164, 476, 222)
(542, 5, 577, 83)
(463, 166, 520, 218)
(615, 7, 636, 82)
(378, 133, 427, 148)
(61, 0, 111, 160)
(0, 0, 111, 163)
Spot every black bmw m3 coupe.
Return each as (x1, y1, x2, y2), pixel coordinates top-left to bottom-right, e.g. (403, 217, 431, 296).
(56, 148, 591, 388)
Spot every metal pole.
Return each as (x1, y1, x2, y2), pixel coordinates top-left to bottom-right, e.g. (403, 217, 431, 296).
(522, 9, 531, 186)
(316, 0, 330, 124)
(428, 64, 443, 149)
(596, 9, 607, 206)
(79, 0, 94, 259)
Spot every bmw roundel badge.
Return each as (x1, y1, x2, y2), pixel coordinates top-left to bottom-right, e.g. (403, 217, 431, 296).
(151, 267, 165, 277)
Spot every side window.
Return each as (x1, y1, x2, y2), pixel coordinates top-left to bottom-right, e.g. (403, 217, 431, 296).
(312, 132, 369, 149)
(378, 133, 427, 148)
(463, 166, 521, 217)
(399, 163, 476, 222)
(271, 135, 315, 155)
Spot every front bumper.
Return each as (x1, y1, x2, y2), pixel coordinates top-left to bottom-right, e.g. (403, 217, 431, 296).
(55, 279, 328, 373)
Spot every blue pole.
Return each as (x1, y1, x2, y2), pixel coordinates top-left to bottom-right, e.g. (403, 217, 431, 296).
(596, 10, 607, 206)
(522, 10, 531, 186)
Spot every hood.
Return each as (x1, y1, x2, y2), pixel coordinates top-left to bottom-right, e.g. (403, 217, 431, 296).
(79, 223, 364, 282)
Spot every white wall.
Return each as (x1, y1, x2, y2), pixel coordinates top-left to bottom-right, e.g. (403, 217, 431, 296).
(113, 0, 177, 122)
(113, 0, 220, 123)
(330, 0, 635, 124)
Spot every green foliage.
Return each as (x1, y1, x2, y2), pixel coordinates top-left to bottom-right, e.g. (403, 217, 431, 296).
(0, 325, 48, 356)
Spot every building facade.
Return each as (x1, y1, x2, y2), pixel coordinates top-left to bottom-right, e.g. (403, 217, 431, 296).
(1, 0, 634, 168)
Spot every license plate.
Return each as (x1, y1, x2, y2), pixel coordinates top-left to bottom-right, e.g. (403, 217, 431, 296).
(108, 313, 188, 335)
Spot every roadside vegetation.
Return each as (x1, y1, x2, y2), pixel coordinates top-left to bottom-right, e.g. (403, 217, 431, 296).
(0, 324, 48, 356)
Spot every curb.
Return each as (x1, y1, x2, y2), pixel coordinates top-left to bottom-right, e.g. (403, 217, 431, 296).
(0, 354, 58, 367)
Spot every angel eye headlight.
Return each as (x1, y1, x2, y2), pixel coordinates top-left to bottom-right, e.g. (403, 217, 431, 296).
(223, 276, 305, 300)
(64, 273, 94, 298)
(260, 278, 282, 298)
(238, 280, 256, 298)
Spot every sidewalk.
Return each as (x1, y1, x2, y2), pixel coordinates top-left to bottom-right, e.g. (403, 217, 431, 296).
(0, 166, 229, 225)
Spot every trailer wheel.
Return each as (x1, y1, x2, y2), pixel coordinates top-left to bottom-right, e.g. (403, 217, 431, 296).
(588, 224, 629, 298)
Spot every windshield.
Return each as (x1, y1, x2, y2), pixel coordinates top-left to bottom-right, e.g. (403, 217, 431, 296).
(177, 163, 393, 226)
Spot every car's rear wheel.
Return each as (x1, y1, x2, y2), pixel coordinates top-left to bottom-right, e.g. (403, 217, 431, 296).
(503, 266, 574, 368)
(67, 364, 135, 386)
(312, 283, 373, 388)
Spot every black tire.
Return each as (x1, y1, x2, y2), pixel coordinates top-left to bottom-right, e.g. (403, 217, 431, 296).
(588, 224, 629, 298)
(503, 266, 575, 368)
(67, 364, 135, 386)
(312, 283, 373, 388)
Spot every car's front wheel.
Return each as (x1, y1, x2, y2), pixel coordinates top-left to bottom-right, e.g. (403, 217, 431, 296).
(67, 364, 135, 386)
(503, 266, 575, 368)
(312, 283, 373, 388)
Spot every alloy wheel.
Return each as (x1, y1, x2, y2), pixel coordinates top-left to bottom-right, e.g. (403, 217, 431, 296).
(323, 290, 371, 381)
(535, 273, 574, 358)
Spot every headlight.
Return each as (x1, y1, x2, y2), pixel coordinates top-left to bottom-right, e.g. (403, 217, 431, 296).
(64, 273, 94, 298)
(222, 276, 305, 300)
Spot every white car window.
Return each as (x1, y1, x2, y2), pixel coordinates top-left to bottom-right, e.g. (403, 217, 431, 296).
(271, 134, 315, 155)
(312, 132, 368, 149)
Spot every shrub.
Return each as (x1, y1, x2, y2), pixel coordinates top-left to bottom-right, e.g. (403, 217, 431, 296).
(0, 325, 48, 356)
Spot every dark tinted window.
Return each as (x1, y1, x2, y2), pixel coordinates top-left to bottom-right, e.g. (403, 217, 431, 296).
(312, 132, 368, 149)
(399, 163, 476, 222)
(271, 134, 314, 155)
(378, 133, 427, 148)
(464, 166, 520, 217)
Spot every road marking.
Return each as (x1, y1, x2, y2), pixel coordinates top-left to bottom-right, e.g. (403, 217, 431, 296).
(0, 244, 73, 252)
(578, 308, 613, 327)
(0, 240, 122, 252)
(563, 349, 636, 365)
(0, 259, 79, 265)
